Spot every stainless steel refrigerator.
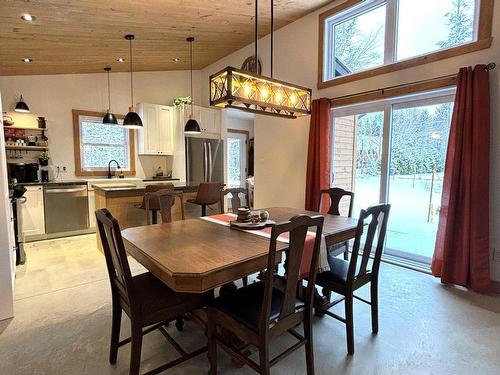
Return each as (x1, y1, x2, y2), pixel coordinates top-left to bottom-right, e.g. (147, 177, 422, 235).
(185, 137, 224, 185)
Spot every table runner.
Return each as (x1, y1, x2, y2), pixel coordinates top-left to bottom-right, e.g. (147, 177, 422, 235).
(201, 213, 329, 278)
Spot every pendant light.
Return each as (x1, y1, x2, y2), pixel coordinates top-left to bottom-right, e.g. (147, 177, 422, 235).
(210, 0, 311, 118)
(15, 94, 30, 113)
(123, 34, 143, 128)
(184, 37, 201, 135)
(102, 67, 118, 124)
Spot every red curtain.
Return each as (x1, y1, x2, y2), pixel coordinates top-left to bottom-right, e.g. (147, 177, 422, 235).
(431, 65, 491, 293)
(305, 98, 331, 212)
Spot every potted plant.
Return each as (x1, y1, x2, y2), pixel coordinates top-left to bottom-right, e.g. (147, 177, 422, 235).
(39, 151, 50, 166)
(173, 96, 192, 109)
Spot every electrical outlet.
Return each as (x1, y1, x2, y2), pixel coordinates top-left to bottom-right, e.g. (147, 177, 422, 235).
(56, 166, 68, 173)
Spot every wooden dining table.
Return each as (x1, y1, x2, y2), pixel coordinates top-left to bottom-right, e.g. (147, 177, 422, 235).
(121, 207, 359, 294)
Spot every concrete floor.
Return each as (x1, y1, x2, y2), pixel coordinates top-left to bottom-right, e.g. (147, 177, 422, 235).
(1, 234, 499, 375)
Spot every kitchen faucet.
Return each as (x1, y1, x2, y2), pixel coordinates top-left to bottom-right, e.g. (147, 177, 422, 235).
(107, 160, 121, 179)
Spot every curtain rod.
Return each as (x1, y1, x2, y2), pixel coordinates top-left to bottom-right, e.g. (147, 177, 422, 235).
(329, 62, 496, 103)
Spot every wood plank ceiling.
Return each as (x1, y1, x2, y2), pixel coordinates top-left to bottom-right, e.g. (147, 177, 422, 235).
(0, 0, 330, 76)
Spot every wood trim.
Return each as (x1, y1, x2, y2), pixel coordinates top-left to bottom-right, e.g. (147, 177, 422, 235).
(330, 75, 457, 107)
(72, 109, 136, 177)
(227, 129, 250, 136)
(317, 0, 494, 89)
(478, 0, 494, 40)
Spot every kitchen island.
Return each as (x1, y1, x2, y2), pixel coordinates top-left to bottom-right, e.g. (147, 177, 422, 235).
(93, 182, 207, 250)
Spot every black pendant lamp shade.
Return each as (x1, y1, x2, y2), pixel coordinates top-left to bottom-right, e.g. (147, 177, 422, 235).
(15, 94, 30, 113)
(123, 34, 143, 129)
(102, 67, 118, 124)
(184, 37, 201, 134)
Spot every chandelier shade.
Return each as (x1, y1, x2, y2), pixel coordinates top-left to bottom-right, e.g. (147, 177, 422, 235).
(210, 66, 311, 118)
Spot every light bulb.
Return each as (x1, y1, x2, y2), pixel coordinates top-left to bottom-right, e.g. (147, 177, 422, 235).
(290, 94, 297, 105)
(275, 91, 283, 104)
(261, 87, 269, 100)
(243, 83, 252, 98)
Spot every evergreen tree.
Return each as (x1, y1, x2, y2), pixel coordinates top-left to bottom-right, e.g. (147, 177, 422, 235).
(438, 0, 474, 49)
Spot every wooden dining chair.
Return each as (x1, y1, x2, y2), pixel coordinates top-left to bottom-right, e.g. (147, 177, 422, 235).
(208, 214, 325, 375)
(95, 209, 211, 375)
(187, 182, 224, 216)
(315, 203, 391, 355)
(220, 187, 250, 286)
(145, 189, 185, 224)
(136, 183, 175, 224)
(220, 187, 248, 213)
(318, 187, 355, 260)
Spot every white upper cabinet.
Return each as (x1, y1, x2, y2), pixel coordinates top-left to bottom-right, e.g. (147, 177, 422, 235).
(183, 105, 221, 136)
(137, 103, 174, 155)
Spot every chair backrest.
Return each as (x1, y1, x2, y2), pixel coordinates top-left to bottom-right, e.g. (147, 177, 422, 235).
(260, 214, 324, 333)
(145, 189, 176, 224)
(348, 204, 391, 283)
(96, 209, 135, 311)
(195, 182, 224, 205)
(139, 183, 175, 209)
(220, 188, 247, 213)
(318, 187, 355, 217)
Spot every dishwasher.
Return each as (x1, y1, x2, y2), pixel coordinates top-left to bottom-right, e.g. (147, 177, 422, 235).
(44, 182, 89, 234)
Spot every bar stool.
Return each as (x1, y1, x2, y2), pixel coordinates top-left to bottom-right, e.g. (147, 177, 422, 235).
(135, 184, 175, 224)
(186, 182, 224, 217)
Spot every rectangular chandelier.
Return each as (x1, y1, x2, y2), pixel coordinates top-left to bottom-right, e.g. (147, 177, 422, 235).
(210, 66, 312, 118)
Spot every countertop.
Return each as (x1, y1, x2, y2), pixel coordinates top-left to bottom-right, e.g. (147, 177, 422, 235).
(92, 182, 198, 194)
(12, 180, 88, 187)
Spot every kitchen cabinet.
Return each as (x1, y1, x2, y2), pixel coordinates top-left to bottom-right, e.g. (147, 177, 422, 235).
(88, 189, 95, 228)
(183, 105, 221, 136)
(137, 103, 174, 155)
(21, 185, 45, 237)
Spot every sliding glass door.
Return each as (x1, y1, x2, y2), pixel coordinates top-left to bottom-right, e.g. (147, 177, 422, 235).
(332, 90, 454, 264)
(385, 99, 452, 262)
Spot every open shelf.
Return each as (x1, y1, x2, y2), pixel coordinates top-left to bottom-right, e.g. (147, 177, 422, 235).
(5, 146, 48, 151)
(4, 126, 48, 131)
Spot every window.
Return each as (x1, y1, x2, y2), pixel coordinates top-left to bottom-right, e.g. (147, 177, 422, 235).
(320, 0, 492, 87)
(72, 110, 136, 176)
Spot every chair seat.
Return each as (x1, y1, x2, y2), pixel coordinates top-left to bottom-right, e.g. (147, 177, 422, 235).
(133, 272, 208, 322)
(212, 282, 303, 332)
(317, 257, 351, 286)
(186, 198, 218, 205)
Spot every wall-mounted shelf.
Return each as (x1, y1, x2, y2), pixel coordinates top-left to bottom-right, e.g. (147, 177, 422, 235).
(5, 146, 48, 151)
(4, 126, 48, 132)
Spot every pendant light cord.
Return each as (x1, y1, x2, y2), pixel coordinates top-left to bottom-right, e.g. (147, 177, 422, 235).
(270, 0, 274, 78)
(129, 38, 134, 107)
(254, 0, 258, 74)
(107, 69, 111, 110)
(190, 38, 194, 116)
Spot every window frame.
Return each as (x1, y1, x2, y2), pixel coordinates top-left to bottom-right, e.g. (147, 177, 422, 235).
(72, 109, 136, 177)
(318, 0, 493, 89)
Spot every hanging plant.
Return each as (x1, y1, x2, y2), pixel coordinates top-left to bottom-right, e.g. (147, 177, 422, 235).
(173, 96, 192, 109)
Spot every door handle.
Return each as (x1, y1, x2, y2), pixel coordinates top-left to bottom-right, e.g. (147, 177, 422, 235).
(45, 187, 87, 194)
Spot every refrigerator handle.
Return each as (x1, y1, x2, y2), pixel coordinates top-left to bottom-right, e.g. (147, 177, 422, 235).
(207, 142, 213, 182)
(185, 138, 191, 184)
(203, 141, 208, 182)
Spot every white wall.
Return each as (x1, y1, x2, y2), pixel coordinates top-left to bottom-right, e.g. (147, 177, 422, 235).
(0, 92, 15, 320)
(201, 0, 500, 281)
(0, 70, 202, 180)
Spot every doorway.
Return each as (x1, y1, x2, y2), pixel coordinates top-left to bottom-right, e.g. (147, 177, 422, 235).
(227, 129, 249, 188)
(332, 89, 455, 264)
